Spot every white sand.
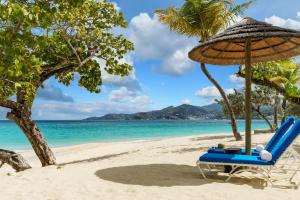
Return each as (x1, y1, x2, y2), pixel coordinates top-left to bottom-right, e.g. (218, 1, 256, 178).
(1, 133, 299, 200)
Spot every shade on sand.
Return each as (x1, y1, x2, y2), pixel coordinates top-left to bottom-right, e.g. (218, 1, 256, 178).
(189, 17, 300, 155)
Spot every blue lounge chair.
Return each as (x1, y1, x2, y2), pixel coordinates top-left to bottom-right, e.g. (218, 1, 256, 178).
(207, 116, 295, 155)
(197, 119, 300, 185)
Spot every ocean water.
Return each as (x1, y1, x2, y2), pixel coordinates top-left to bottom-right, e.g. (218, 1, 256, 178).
(0, 120, 269, 150)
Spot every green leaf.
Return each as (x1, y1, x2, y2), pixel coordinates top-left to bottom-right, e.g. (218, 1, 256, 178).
(0, 0, 134, 105)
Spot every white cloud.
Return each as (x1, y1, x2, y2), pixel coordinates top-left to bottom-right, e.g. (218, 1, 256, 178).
(229, 74, 245, 88)
(32, 84, 152, 120)
(128, 13, 197, 76)
(228, 16, 243, 27)
(264, 13, 300, 64)
(265, 15, 300, 30)
(181, 99, 191, 105)
(102, 68, 141, 91)
(31, 85, 152, 120)
(32, 100, 152, 120)
(226, 88, 235, 95)
(37, 84, 74, 102)
(108, 86, 151, 104)
(95, 56, 142, 91)
(195, 86, 220, 98)
(229, 74, 244, 84)
(295, 56, 300, 64)
(109, 87, 136, 102)
(160, 46, 195, 76)
(130, 95, 151, 104)
(195, 86, 234, 98)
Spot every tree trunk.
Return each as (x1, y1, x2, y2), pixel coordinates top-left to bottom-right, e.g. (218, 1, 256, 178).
(200, 63, 242, 141)
(274, 92, 279, 130)
(0, 149, 31, 172)
(252, 106, 274, 131)
(281, 98, 287, 124)
(6, 109, 56, 166)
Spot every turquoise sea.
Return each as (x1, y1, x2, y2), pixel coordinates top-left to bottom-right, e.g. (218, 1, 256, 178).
(0, 120, 269, 150)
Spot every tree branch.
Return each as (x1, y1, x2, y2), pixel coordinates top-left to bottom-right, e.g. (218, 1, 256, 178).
(66, 39, 82, 64)
(40, 52, 96, 83)
(41, 59, 69, 71)
(237, 71, 300, 105)
(252, 105, 274, 131)
(40, 60, 76, 82)
(79, 52, 96, 67)
(0, 99, 19, 110)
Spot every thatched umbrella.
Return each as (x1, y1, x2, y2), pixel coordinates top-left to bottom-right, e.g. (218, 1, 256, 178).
(189, 17, 300, 155)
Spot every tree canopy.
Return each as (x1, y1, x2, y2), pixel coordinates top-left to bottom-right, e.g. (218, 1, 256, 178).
(0, 0, 134, 106)
(216, 86, 276, 130)
(237, 59, 300, 104)
(155, 0, 254, 41)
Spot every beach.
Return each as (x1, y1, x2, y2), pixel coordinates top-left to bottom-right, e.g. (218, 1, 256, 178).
(1, 0, 300, 199)
(1, 132, 299, 200)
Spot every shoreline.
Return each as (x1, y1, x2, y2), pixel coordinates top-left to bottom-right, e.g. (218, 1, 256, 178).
(14, 131, 240, 152)
(0, 120, 269, 151)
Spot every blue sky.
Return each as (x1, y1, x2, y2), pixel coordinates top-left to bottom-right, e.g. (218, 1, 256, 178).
(1, 0, 300, 120)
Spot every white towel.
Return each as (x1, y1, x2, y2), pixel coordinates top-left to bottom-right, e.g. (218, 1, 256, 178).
(256, 144, 265, 152)
(260, 150, 272, 161)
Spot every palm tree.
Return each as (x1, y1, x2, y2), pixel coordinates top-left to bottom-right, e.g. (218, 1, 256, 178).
(156, 0, 254, 141)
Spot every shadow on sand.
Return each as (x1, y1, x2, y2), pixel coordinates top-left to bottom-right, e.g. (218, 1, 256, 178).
(95, 164, 266, 188)
(58, 151, 135, 167)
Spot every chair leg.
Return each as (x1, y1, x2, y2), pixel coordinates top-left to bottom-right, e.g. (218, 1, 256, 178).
(289, 163, 300, 182)
(225, 166, 239, 182)
(197, 162, 207, 179)
(207, 164, 211, 170)
(225, 166, 272, 184)
(261, 168, 273, 186)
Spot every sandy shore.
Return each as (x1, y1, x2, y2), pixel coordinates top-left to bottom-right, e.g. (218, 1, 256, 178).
(1, 133, 299, 200)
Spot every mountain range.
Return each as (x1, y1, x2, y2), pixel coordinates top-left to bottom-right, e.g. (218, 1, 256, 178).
(83, 103, 225, 121)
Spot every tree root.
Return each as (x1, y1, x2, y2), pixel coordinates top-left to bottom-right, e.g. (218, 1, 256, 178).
(0, 149, 31, 172)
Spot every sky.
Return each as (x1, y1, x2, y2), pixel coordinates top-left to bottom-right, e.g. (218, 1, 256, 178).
(1, 0, 300, 120)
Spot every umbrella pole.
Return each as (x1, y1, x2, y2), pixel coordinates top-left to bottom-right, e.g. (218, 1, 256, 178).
(245, 38, 252, 155)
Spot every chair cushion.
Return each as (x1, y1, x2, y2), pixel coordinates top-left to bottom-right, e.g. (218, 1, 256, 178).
(265, 116, 295, 151)
(271, 119, 300, 162)
(207, 148, 260, 156)
(207, 116, 295, 156)
(199, 153, 274, 165)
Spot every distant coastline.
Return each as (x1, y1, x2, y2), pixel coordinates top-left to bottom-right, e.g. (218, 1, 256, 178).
(83, 103, 273, 121)
(84, 104, 224, 121)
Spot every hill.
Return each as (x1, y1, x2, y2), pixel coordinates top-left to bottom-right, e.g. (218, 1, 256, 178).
(84, 104, 224, 121)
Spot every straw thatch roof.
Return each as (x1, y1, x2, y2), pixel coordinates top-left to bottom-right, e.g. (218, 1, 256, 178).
(188, 17, 300, 65)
